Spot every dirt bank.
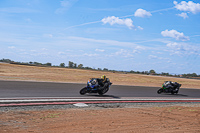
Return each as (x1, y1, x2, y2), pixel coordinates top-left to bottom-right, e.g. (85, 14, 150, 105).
(0, 104, 200, 133)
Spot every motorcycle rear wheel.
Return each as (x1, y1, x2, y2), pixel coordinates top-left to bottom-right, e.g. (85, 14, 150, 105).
(98, 87, 109, 95)
(172, 88, 179, 95)
(80, 87, 87, 95)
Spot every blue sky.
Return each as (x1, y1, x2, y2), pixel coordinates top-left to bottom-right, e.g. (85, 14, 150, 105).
(0, 0, 200, 74)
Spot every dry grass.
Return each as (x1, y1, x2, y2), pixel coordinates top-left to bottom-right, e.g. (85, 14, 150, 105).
(0, 63, 200, 89)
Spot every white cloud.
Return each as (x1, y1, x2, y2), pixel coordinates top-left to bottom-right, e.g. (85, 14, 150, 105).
(101, 16, 135, 29)
(58, 52, 66, 55)
(166, 42, 199, 55)
(148, 55, 158, 59)
(132, 46, 146, 53)
(115, 49, 134, 57)
(132, 50, 138, 54)
(55, 0, 78, 14)
(30, 50, 36, 52)
(161, 29, 189, 41)
(65, 21, 101, 29)
(95, 49, 105, 52)
(8, 46, 16, 49)
(43, 34, 53, 38)
(42, 48, 48, 51)
(177, 12, 188, 19)
(68, 36, 139, 48)
(61, 0, 71, 7)
(148, 55, 169, 60)
(83, 53, 99, 57)
(134, 8, 152, 18)
(137, 26, 144, 30)
(66, 49, 73, 52)
(167, 42, 182, 50)
(174, 1, 200, 14)
(135, 46, 146, 50)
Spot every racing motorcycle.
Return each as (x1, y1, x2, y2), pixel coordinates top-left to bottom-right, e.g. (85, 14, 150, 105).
(157, 81, 181, 95)
(80, 78, 112, 95)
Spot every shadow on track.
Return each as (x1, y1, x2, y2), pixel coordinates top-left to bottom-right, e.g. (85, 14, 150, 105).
(84, 94, 121, 99)
(160, 94, 188, 97)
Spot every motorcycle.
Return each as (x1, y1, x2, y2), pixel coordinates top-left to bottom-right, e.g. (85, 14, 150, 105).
(157, 81, 181, 95)
(80, 78, 112, 95)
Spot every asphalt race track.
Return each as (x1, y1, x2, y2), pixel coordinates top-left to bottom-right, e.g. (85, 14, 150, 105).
(1, 80, 200, 99)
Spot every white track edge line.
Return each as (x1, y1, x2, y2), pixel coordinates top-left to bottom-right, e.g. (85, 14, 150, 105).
(1, 99, 200, 103)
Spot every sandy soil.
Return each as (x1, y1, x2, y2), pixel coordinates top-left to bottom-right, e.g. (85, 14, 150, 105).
(1, 63, 200, 89)
(0, 105, 200, 133)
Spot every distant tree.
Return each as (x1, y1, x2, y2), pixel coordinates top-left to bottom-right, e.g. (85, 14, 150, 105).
(149, 69, 156, 74)
(130, 70, 135, 73)
(85, 67, 92, 69)
(68, 61, 74, 68)
(161, 72, 169, 76)
(60, 63, 65, 67)
(74, 63, 77, 68)
(136, 71, 140, 74)
(0, 58, 12, 63)
(144, 71, 149, 74)
(45, 63, 52, 66)
(141, 71, 145, 74)
(191, 73, 198, 77)
(78, 64, 83, 68)
(33, 62, 42, 65)
(97, 68, 102, 71)
(103, 68, 108, 71)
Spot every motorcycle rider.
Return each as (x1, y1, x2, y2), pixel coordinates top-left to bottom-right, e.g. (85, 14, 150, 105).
(157, 81, 181, 94)
(165, 81, 179, 90)
(98, 75, 110, 88)
(165, 81, 173, 88)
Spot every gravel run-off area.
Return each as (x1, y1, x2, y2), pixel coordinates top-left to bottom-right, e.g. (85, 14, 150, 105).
(0, 103, 200, 133)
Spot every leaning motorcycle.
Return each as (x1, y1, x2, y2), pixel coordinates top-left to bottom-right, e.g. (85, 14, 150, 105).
(157, 81, 181, 95)
(80, 78, 112, 95)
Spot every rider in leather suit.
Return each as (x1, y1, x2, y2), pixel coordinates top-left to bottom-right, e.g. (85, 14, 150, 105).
(97, 75, 110, 88)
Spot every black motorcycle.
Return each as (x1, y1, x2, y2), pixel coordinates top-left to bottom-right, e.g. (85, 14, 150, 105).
(157, 81, 181, 94)
(80, 78, 112, 95)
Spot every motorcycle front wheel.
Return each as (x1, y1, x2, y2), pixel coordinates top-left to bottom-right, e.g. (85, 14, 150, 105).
(80, 87, 87, 95)
(157, 88, 163, 94)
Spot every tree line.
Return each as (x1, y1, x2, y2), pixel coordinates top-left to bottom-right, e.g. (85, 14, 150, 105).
(0, 58, 104, 70)
(0, 58, 199, 79)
